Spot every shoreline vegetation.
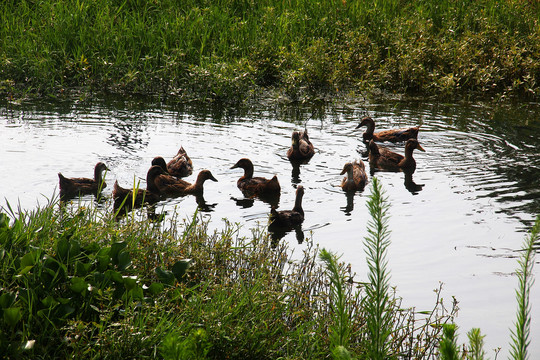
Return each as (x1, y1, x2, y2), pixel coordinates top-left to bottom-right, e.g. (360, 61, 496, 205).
(1, 179, 538, 359)
(1, 182, 458, 359)
(1, 0, 540, 103)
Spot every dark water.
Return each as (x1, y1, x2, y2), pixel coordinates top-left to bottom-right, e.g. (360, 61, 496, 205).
(1, 98, 539, 357)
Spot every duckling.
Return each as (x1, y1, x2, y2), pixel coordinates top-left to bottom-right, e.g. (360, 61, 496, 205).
(269, 185, 305, 228)
(357, 116, 420, 143)
(153, 169, 217, 197)
(58, 162, 109, 198)
(368, 139, 425, 171)
(152, 147, 193, 178)
(231, 158, 281, 197)
(112, 165, 164, 208)
(340, 160, 368, 191)
(287, 129, 315, 162)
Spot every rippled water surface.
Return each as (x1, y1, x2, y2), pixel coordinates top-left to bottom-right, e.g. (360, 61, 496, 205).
(1, 98, 539, 357)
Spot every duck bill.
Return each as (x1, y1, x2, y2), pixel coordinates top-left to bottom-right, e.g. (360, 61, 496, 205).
(340, 168, 347, 175)
(210, 175, 218, 182)
(416, 144, 426, 152)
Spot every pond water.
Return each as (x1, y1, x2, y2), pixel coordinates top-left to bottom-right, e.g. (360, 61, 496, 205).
(1, 97, 539, 357)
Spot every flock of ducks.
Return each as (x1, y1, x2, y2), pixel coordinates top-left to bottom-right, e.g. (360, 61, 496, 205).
(58, 116, 424, 239)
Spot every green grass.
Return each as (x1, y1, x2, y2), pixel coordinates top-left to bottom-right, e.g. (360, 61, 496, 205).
(1, 0, 540, 102)
(0, 190, 455, 359)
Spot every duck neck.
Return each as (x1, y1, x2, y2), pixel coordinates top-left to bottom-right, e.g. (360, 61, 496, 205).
(346, 167, 355, 183)
(190, 174, 208, 193)
(363, 119, 375, 136)
(402, 147, 416, 168)
(242, 164, 254, 180)
(293, 192, 304, 215)
(95, 167, 105, 184)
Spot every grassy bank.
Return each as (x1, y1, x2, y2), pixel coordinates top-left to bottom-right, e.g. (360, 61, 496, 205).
(0, 184, 456, 359)
(1, 0, 540, 102)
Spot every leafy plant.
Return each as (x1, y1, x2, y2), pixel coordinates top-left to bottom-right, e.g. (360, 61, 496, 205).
(440, 323, 461, 360)
(509, 215, 540, 360)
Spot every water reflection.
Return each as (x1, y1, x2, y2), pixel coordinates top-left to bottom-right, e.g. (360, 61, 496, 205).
(403, 169, 424, 195)
(290, 160, 302, 184)
(268, 223, 305, 247)
(232, 192, 280, 209)
(194, 194, 217, 213)
(341, 191, 357, 215)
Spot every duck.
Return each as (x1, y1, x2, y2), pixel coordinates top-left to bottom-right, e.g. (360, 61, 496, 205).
(112, 165, 164, 208)
(269, 185, 305, 228)
(368, 139, 425, 171)
(287, 129, 315, 162)
(356, 116, 420, 143)
(152, 146, 193, 178)
(153, 169, 217, 197)
(58, 162, 109, 198)
(231, 158, 281, 197)
(340, 160, 368, 191)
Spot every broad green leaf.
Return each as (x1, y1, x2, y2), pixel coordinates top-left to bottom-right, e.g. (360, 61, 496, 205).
(105, 270, 123, 284)
(123, 276, 137, 290)
(155, 267, 175, 286)
(3, 307, 22, 327)
(70, 277, 87, 294)
(41, 295, 59, 308)
(0, 292, 16, 309)
(57, 237, 69, 261)
(20, 251, 38, 269)
(172, 259, 192, 281)
(110, 242, 127, 265)
(148, 282, 164, 295)
(117, 250, 131, 271)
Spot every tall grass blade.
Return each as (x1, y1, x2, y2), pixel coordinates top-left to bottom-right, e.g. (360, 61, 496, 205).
(363, 176, 392, 360)
(509, 215, 539, 360)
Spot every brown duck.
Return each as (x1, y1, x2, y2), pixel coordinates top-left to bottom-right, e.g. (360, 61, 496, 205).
(287, 129, 315, 162)
(269, 185, 305, 228)
(340, 160, 368, 191)
(152, 146, 193, 178)
(231, 158, 281, 197)
(153, 169, 218, 197)
(112, 165, 164, 207)
(368, 139, 425, 171)
(357, 116, 420, 143)
(58, 162, 109, 198)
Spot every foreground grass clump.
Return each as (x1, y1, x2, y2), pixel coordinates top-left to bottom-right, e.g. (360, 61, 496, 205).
(0, 195, 453, 359)
(1, 0, 540, 102)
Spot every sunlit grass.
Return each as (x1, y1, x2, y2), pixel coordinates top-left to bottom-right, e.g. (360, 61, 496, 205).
(1, 0, 539, 101)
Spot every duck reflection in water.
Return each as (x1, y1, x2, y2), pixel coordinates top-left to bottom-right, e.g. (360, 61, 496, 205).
(193, 193, 217, 212)
(269, 223, 304, 247)
(403, 168, 424, 194)
(268, 185, 305, 246)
